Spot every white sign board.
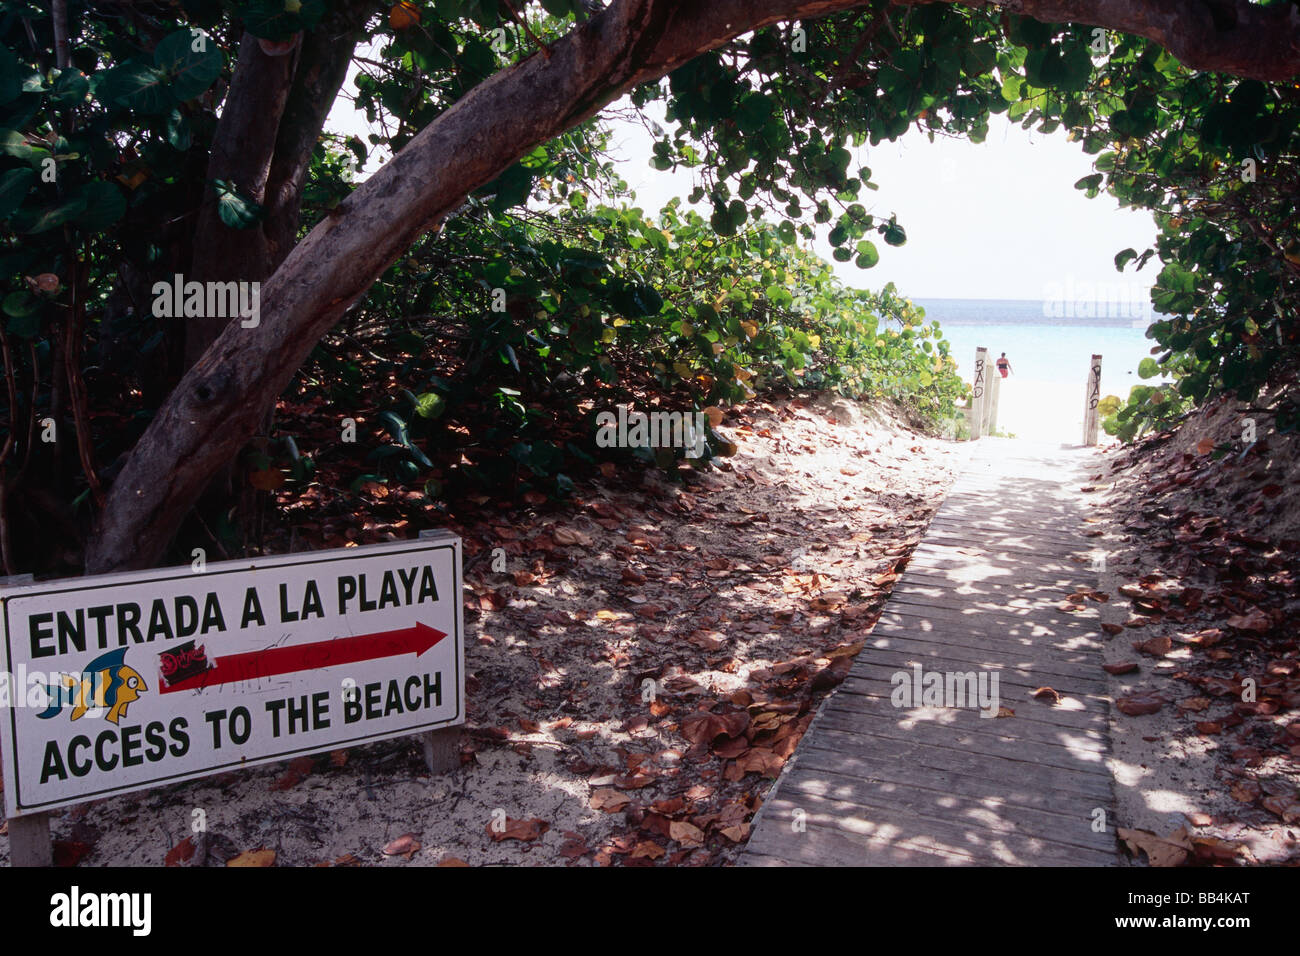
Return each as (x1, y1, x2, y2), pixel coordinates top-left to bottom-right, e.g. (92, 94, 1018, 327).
(0, 535, 463, 817)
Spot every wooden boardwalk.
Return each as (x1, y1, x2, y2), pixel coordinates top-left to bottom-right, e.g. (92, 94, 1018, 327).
(743, 438, 1119, 866)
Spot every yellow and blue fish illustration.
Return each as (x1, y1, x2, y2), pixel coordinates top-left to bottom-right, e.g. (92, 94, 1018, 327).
(37, 648, 147, 725)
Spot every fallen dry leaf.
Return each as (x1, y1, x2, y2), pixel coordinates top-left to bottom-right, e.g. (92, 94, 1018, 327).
(1133, 636, 1173, 657)
(487, 817, 549, 843)
(668, 821, 705, 847)
(164, 837, 195, 867)
(1117, 827, 1192, 867)
(652, 797, 687, 816)
(826, 640, 865, 660)
(1190, 835, 1250, 863)
(53, 841, 93, 867)
(719, 823, 751, 842)
(559, 834, 590, 859)
(269, 754, 315, 791)
(1117, 695, 1164, 716)
(552, 527, 593, 547)
(679, 709, 750, 746)
(629, 840, 666, 860)
(688, 630, 726, 651)
(614, 772, 656, 789)
(1225, 607, 1271, 633)
(1180, 628, 1224, 647)
(383, 833, 422, 859)
(227, 848, 276, 868)
(735, 748, 785, 777)
(1261, 795, 1300, 823)
(810, 590, 849, 611)
(1229, 781, 1260, 803)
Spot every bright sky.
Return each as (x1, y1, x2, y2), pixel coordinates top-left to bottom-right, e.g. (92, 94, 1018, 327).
(605, 102, 1158, 302)
(328, 72, 1158, 303)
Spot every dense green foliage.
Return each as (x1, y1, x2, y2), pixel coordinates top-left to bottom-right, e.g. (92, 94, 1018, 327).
(0, 0, 1298, 570)
(993, 20, 1300, 439)
(307, 149, 965, 495)
(642, 9, 1300, 440)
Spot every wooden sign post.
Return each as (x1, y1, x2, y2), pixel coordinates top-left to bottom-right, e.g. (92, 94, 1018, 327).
(1083, 354, 1103, 445)
(418, 532, 462, 774)
(971, 347, 988, 439)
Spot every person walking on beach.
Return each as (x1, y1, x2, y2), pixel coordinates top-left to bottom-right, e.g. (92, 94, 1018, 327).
(996, 353, 1012, 378)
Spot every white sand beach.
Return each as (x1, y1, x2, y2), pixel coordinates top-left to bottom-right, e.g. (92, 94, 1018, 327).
(988, 377, 1094, 444)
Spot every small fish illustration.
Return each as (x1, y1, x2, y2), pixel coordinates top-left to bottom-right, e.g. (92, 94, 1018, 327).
(37, 648, 147, 725)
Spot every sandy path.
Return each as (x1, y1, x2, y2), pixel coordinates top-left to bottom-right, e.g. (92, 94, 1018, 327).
(3, 394, 966, 867)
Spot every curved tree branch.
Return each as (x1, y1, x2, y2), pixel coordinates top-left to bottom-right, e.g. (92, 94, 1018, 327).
(992, 0, 1300, 82)
(85, 0, 880, 572)
(263, 0, 378, 264)
(85, 0, 1300, 572)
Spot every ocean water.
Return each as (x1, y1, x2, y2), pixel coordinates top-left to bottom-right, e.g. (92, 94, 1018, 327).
(908, 297, 1165, 441)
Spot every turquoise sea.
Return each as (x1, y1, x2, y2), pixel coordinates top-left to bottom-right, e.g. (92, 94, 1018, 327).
(911, 297, 1164, 401)
(901, 297, 1167, 440)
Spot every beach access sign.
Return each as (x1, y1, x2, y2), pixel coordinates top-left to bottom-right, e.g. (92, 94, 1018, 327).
(0, 535, 463, 817)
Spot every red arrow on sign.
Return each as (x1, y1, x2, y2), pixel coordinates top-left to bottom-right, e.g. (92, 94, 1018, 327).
(158, 622, 448, 694)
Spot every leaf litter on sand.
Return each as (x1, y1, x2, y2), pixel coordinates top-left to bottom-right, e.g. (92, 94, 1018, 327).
(26, 396, 963, 868)
(1101, 394, 1300, 864)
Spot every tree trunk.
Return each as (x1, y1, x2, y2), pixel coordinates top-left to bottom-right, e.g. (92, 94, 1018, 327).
(187, 0, 375, 365)
(181, 6, 372, 535)
(185, 34, 296, 367)
(263, 11, 370, 263)
(84, 0, 1300, 573)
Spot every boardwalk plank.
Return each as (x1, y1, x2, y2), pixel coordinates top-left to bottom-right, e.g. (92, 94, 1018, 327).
(868, 620, 1104, 663)
(805, 725, 1113, 790)
(749, 793, 1112, 866)
(876, 604, 1102, 637)
(834, 680, 1109, 735)
(741, 438, 1118, 867)
(793, 746, 1110, 820)
(846, 643, 1109, 695)
(766, 775, 1117, 858)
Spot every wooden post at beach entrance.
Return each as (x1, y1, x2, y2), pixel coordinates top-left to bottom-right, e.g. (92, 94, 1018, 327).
(971, 347, 988, 439)
(418, 529, 462, 774)
(986, 370, 1001, 436)
(1083, 354, 1103, 446)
